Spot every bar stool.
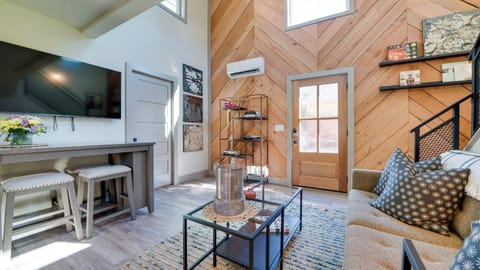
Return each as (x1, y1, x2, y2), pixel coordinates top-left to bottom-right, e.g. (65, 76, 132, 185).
(73, 165, 135, 238)
(0, 172, 83, 261)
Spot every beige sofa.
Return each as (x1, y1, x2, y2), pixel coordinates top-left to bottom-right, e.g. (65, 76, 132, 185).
(342, 168, 480, 269)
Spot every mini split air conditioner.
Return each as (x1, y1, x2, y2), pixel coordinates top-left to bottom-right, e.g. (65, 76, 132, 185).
(226, 57, 265, 79)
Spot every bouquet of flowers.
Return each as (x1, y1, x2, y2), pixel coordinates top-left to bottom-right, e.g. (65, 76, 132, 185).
(0, 115, 47, 145)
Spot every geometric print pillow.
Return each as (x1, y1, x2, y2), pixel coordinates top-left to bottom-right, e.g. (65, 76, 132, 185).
(370, 168, 470, 235)
(414, 156, 442, 173)
(450, 221, 480, 270)
(373, 148, 417, 195)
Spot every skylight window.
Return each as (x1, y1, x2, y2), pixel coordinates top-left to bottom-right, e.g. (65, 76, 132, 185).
(158, 0, 186, 22)
(285, 0, 354, 30)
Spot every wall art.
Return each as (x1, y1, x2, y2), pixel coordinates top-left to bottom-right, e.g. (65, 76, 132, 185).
(183, 64, 203, 96)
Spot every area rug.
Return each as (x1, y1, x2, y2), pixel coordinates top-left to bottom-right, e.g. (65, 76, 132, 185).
(117, 203, 346, 270)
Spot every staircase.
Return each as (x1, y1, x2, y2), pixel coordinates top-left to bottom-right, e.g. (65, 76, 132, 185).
(411, 35, 480, 161)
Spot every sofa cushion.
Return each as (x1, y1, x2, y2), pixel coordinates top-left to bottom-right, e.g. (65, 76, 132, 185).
(343, 224, 459, 270)
(450, 221, 480, 270)
(371, 168, 469, 235)
(451, 196, 480, 240)
(373, 148, 416, 195)
(441, 150, 480, 200)
(347, 190, 463, 248)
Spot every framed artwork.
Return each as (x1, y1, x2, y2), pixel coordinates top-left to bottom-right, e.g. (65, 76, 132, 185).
(183, 124, 203, 152)
(183, 94, 203, 123)
(183, 64, 203, 96)
(423, 9, 480, 56)
(400, 70, 421, 86)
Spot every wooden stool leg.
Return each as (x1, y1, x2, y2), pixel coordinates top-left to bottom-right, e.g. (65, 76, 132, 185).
(77, 179, 84, 207)
(115, 178, 122, 210)
(125, 173, 136, 220)
(60, 187, 73, 232)
(66, 182, 83, 240)
(1, 192, 15, 262)
(86, 179, 95, 239)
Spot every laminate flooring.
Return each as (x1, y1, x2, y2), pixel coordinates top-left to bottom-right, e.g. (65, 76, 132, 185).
(7, 177, 347, 270)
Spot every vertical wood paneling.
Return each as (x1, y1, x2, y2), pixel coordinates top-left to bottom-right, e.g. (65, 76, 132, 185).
(211, 0, 479, 180)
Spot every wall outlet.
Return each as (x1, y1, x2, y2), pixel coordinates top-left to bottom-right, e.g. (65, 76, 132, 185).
(274, 124, 284, 132)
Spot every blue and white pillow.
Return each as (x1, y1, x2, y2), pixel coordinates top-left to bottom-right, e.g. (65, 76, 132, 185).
(442, 150, 480, 200)
(450, 221, 480, 270)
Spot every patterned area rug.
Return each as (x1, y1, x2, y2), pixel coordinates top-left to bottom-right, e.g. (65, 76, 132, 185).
(117, 203, 346, 270)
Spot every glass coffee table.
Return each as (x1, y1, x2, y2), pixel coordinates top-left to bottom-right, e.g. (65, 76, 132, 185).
(183, 183, 303, 270)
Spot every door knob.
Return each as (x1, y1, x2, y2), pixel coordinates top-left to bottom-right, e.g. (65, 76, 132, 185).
(133, 137, 138, 142)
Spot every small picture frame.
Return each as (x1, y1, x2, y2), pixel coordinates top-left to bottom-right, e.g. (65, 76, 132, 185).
(183, 124, 203, 152)
(183, 94, 203, 123)
(183, 64, 203, 96)
(387, 42, 418, 61)
(400, 70, 421, 86)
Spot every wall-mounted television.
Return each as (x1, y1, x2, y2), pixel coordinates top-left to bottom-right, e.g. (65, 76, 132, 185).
(0, 40, 121, 119)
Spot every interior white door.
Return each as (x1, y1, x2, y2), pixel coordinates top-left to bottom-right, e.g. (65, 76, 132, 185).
(126, 65, 172, 187)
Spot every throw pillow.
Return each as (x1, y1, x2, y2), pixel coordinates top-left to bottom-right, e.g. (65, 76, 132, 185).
(450, 221, 480, 270)
(371, 168, 470, 235)
(442, 150, 480, 201)
(414, 156, 442, 173)
(373, 148, 416, 195)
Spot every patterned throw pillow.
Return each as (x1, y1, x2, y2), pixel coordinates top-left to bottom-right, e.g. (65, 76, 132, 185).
(414, 156, 442, 173)
(373, 148, 417, 195)
(442, 150, 480, 201)
(371, 168, 470, 235)
(450, 221, 480, 270)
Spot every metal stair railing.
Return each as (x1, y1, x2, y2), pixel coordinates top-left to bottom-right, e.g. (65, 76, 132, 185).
(410, 94, 472, 162)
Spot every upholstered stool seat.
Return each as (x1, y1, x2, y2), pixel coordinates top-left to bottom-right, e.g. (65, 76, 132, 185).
(0, 172, 83, 262)
(73, 164, 135, 238)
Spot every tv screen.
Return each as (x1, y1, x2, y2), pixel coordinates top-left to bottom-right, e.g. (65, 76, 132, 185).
(0, 40, 121, 119)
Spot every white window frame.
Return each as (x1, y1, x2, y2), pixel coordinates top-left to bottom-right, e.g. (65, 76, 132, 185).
(158, 0, 186, 23)
(284, 0, 355, 31)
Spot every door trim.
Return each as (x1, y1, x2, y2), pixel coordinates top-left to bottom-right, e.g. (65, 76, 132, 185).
(287, 67, 354, 189)
(125, 62, 178, 185)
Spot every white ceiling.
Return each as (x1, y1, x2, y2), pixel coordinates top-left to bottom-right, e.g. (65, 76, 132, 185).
(7, 0, 161, 38)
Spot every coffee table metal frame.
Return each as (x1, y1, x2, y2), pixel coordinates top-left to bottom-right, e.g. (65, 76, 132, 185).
(183, 184, 303, 270)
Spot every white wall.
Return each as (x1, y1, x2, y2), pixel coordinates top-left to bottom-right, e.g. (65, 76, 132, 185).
(0, 0, 209, 180)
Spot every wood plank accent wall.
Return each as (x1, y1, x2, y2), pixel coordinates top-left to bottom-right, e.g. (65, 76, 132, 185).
(210, 0, 478, 182)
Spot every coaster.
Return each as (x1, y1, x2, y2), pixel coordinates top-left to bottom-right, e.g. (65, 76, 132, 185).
(203, 201, 257, 223)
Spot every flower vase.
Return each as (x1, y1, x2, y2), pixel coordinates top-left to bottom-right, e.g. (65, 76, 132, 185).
(9, 133, 33, 145)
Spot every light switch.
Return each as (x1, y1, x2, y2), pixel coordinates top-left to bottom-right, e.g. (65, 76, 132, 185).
(274, 124, 284, 132)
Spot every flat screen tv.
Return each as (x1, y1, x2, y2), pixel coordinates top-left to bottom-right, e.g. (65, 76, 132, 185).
(0, 40, 121, 119)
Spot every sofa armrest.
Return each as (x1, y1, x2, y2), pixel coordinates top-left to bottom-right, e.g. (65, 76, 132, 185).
(402, 239, 426, 270)
(351, 168, 382, 192)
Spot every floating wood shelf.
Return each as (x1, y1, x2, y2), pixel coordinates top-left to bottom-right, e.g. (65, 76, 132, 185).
(379, 51, 470, 67)
(379, 80, 471, 91)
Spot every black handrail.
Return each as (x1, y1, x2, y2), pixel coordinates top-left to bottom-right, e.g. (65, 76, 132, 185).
(410, 94, 472, 162)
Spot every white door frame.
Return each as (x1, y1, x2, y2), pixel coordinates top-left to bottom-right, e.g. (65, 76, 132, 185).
(125, 63, 178, 186)
(286, 67, 354, 188)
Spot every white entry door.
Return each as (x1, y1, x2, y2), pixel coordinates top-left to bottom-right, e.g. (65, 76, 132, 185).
(125, 64, 173, 187)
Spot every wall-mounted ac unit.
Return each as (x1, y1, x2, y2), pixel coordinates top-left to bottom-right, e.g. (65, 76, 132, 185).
(226, 57, 265, 79)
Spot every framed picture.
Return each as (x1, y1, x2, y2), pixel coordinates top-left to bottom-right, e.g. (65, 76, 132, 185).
(387, 42, 418, 61)
(183, 64, 203, 96)
(183, 94, 203, 123)
(423, 9, 480, 56)
(400, 70, 421, 86)
(183, 124, 203, 152)
(442, 61, 472, 82)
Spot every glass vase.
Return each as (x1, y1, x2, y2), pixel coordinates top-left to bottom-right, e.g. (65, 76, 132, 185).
(9, 132, 33, 145)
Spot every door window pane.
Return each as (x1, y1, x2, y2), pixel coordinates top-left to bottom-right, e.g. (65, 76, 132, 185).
(299, 119, 317, 152)
(319, 119, 338, 153)
(319, 83, 338, 117)
(299, 86, 317, 118)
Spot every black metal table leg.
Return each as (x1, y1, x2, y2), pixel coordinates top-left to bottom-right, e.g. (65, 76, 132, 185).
(249, 238, 254, 270)
(183, 217, 188, 270)
(213, 221, 217, 267)
(266, 225, 270, 270)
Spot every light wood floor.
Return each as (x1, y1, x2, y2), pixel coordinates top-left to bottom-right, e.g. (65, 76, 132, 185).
(8, 177, 347, 270)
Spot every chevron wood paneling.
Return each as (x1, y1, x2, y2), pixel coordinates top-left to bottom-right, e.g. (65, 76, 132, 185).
(210, 0, 478, 182)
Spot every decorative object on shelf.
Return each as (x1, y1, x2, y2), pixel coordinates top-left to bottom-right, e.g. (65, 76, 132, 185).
(441, 61, 472, 82)
(423, 9, 480, 56)
(182, 64, 203, 96)
(243, 111, 260, 118)
(183, 94, 203, 123)
(244, 188, 256, 199)
(387, 42, 418, 61)
(242, 135, 260, 141)
(400, 70, 421, 86)
(0, 115, 46, 145)
(214, 164, 245, 216)
(183, 124, 203, 152)
(223, 148, 240, 156)
(223, 101, 238, 109)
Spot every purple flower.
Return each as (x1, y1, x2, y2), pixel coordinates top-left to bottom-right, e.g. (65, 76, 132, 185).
(21, 118, 29, 127)
(30, 126, 37, 133)
(7, 115, 19, 120)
